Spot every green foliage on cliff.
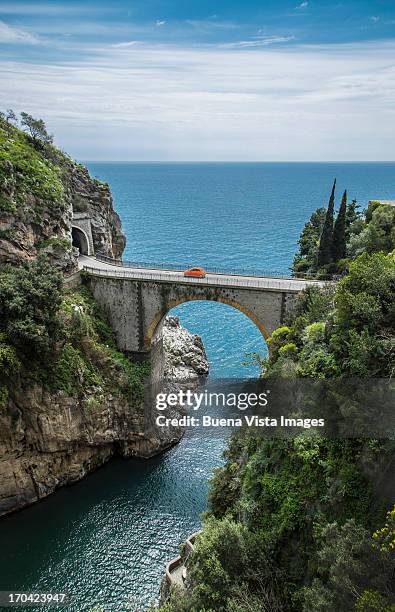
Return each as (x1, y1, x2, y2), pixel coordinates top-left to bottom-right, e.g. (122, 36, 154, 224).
(348, 201, 395, 257)
(0, 256, 63, 362)
(167, 518, 290, 612)
(298, 510, 395, 611)
(20, 112, 53, 145)
(158, 220, 394, 611)
(54, 286, 149, 402)
(0, 117, 65, 214)
(271, 251, 395, 379)
(292, 207, 326, 275)
(293, 188, 394, 277)
(0, 258, 149, 410)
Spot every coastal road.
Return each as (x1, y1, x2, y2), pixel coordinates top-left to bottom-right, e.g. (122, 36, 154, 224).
(79, 256, 327, 293)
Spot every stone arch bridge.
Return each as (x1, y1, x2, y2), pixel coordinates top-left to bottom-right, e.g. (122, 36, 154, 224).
(80, 256, 325, 361)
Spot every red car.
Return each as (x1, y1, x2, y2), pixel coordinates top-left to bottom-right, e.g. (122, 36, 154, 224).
(184, 267, 206, 278)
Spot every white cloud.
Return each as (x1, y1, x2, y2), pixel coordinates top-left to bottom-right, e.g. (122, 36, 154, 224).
(296, 1, 309, 9)
(112, 40, 139, 48)
(220, 35, 295, 48)
(1, 40, 394, 160)
(0, 20, 39, 44)
(156, 20, 166, 27)
(371, 16, 380, 23)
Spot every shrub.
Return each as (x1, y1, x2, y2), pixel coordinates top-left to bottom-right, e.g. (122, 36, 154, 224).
(0, 121, 64, 213)
(53, 343, 103, 395)
(0, 256, 62, 361)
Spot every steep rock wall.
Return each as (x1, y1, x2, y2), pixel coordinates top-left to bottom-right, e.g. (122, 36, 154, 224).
(0, 121, 208, 518)
(0, 316, 209, 517)
(0, 123, 125, 271)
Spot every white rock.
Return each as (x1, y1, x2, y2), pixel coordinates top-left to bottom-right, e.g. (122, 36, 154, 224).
(162, 316, 209, 382)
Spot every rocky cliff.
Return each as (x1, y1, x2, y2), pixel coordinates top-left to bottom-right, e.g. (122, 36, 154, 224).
(0, 120, 125, 271)
(0, 310, 209, 518)
(0, 117, 208, 517)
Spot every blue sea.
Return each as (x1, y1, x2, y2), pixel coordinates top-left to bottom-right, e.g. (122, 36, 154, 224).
(88, 161, 395, 377)
(0, 163, 393, 610)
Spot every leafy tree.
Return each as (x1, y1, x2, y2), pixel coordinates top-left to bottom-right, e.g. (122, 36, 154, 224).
(164, 518, 289, 612)
(334, 251, 394, 335)
(300, 515, 395, 612)
(267, 326, 296, 361)
(20, 112, 53, 144)
(0, 255, 62, 360)
(318, 179, 336, 267)
(346, 198, 362, 238)
(0, 335, 20, 375)
(333, 189, 347, 261)
(6, 109, 17, 124)
(293, 208, 326, 275)
(280, 251, 394, 378)
(348, 203, 395, 258)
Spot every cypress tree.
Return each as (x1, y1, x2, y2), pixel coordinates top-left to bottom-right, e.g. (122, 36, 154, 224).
(345, 198, 361, 238)
(317, 178, 336, 267)
(333, 189, 347, 261)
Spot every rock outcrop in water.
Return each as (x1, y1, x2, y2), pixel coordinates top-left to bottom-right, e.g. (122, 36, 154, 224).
(162, 316, 209, 382)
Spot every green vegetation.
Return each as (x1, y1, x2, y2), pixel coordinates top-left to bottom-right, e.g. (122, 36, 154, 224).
(333, 189, 347, 261)
(268, 251, 394, 378)
(292, 207, 327, 275)
(348, 200, 395, 258)
(20, 112, 54, 145)
(299, 515, 395, 612)
(0, 113, 64, 214)
(0, 256, 62, 362)
(293, 181, 394, 278)
(0, 258, 149, 410)
(35, 237, 72, 251)
(158, 199, 394, 610)
(54, 285, 149, 402)
(317, 178, 336, 267)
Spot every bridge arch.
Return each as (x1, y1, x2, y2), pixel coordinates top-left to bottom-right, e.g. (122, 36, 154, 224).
(84, 272, 303, 358)
(71, 226, 90, 255)
(145, 295, 270, 350)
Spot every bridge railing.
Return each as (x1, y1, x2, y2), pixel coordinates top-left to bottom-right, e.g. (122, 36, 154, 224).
(94, 252, 335, 282)
(82, 265, 325, 290)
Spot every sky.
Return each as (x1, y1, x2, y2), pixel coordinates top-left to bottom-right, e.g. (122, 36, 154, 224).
(0, 0, 394, 161)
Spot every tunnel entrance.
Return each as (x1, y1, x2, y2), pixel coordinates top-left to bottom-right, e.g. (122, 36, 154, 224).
(71, 226, 90, 255)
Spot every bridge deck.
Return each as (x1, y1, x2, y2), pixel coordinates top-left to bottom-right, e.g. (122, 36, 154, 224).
(79, 256, 326, 293)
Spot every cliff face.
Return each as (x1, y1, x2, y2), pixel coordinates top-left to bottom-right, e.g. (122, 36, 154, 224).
(67, 163, 125, 259)
(0, 122, 125, 271)
(0, 377, 174, 517)
(0, 313, 209, 518)
(0, 119, 208, 518)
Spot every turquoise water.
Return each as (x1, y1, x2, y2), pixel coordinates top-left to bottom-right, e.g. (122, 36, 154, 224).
(0, 163, 394, 610)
